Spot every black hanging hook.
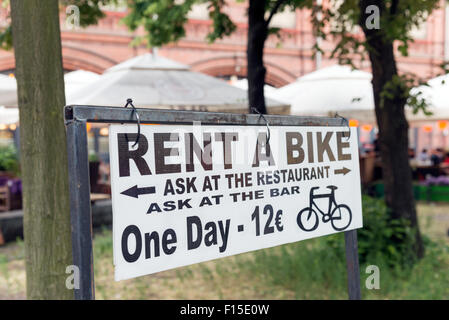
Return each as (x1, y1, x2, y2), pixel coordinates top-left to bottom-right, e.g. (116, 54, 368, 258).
(252, 107, 271, 144)
(334, 113, 351, 141)
(124, 98, 141, 148)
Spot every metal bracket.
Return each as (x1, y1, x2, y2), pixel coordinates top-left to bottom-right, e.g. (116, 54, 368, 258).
(334, 113, 351, 141)
(124, 98, 141, 148)
(251, 107, 271, 144)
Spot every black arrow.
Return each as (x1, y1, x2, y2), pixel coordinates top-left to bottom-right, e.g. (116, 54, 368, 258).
(334, 167, 351, 176)
(121, 185, 156, 198)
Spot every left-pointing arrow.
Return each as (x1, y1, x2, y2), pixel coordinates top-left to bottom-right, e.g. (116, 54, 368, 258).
(121, 185, 156, 198)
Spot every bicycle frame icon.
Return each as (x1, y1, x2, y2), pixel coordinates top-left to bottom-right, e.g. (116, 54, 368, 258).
(297, 186, 352, 232)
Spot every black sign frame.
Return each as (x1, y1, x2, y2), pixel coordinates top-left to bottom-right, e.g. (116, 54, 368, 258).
(64, 105, 362, 300)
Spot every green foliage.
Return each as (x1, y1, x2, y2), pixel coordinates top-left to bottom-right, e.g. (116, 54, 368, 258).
(235, 196, 449, 299)
(379, 73, 432, 116)
(0, 145, 20, 175)
(88, 152, 100, 162)
(314, 0, 440, 61)
(379, 74, 411, 107)
(324, 196, 417, 269)
(312, 0, 440, 116)
(122, 0, 309, 48)
(93, 227, 113, 258)
(0, 0, 118, 49)
(0, 1, 11, 49)
(234, 238, 348, 298)
(235, 236, 449, 299)
(0, 25, 12, 50)
(122, 0, 196, 47)
(207, 0, 236, 43)
(59, 0, 115, 27)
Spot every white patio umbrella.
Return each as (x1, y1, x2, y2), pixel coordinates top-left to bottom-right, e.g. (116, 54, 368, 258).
(0, 74, 17, 107)
(66, 53, 290, 114)
(0, 106, 19, 125)
(407, 73, 449, 121)
(64, 70, 101, 96)
(0, 70, 101, 107)
(229, 78, 278, 98)
(271, 65, 375, 122)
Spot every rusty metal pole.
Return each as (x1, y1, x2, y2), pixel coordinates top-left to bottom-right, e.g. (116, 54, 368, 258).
(66, 119, 95, 300)
(344, 229, 362, 300)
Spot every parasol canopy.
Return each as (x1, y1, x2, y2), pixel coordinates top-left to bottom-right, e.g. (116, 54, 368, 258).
(0, 74, 17, 107)
(0, 106, 19, 125)
(66, 53, 290, 114)
(0, 70, 100, 107)
(271, 65, 375, 122)
(407, 73, 449, 121)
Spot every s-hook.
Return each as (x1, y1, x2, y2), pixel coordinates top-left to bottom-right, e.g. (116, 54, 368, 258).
(334, 113, 351, 141)
(251, 107, 271, 144)
(124, 98, 141, 148)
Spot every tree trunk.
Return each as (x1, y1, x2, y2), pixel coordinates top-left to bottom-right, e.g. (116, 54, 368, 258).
(359, 0, 424, 259)
(11, 0, 73, 299)
(247, 0, 268, 114)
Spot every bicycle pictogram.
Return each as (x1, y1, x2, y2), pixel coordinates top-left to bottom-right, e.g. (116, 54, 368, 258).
(297, 185, 352, 232)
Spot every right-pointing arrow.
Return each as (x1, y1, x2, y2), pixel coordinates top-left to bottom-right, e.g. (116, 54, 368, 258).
(334, 167, 351, 176)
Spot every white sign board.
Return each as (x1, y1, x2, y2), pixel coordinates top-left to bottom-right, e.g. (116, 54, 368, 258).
(109, 124, 363, 281)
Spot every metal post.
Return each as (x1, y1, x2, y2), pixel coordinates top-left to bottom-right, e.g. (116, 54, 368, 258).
(66, 119, 95, 300)
(344, 230, 361, 300)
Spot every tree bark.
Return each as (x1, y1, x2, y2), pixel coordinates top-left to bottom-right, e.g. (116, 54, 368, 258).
(11, 0, 73, 299)
(247, 0, 268, 114)
(359, 0, 424, 258)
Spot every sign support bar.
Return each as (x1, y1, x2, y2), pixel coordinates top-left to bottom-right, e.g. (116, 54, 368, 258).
(345, 229, 361, 300)
(66, 119, 95, 300)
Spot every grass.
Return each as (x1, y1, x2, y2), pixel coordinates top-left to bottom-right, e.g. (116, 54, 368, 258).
(91, 226, 291, 299)
(0, 201, 448, 299)
(231, 234, 449, 299)
(418, 202, 449, 244)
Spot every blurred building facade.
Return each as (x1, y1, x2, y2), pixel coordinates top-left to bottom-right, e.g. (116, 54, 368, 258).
(0, 0, 448, 86)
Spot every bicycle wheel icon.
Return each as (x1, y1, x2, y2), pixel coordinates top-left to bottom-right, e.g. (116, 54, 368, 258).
(330, 204, 352, 231)
(297, 207, 319, 232)
(296, 186, 353, 232)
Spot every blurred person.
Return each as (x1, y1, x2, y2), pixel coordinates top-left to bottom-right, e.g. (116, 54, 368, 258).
(440, 151, 449, 175)
(373, 134, 380, 157)
(418, 148, 429, 163)
(444, 151, 449, 164)
(430, 149, 442, 166)
(436, 148, 445, 162)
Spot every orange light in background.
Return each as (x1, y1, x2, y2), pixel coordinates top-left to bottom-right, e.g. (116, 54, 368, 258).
(9, 124, 17, 131)
(0, 124, 7, 130)
(437, 120, 448, 130)
(422, 125, 433, 133)
(86, 123, 91, 132)
(349, 119, 359, 127)
(8, 73, 15, 78)
(99, 127, 109, 136)
(361, 124, 373, 132)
